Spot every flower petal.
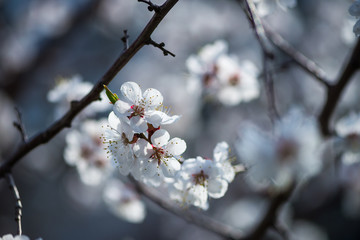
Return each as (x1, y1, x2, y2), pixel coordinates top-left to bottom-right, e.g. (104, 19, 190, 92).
(165, 138, 186, 156)
(151, 129, 170, 147)
(121, 82, 142, 104)
(161, 158, 181, 177)
(207, 178, 228, 199)
(130, 116, 148, 133)
(213, 141, 229, 162)
(142, 88, 163, 109)
(146, 110, 180, 127)
(114, 100, 132, 117)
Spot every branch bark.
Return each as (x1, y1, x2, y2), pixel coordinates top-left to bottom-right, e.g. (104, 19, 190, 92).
(0, 0, 179, 178)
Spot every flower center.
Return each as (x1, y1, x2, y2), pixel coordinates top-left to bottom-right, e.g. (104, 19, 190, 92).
(228, 74, 240, 86)
(129, 105, 145, 119)
(276, 138, 298, 163)
(151, 146, 165, 165)
(202, 64, 218, 87)
(346, 132, 360, 153)
(192, 170, 208, 186)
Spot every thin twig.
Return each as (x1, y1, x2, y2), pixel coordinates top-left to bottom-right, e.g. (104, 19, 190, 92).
(241, 0, 279, 121)
(318, 39, 360, 136)
(0, 0, 179, 178)
(138, 0, 161, 12)
(121, 30, 129, 51)
(146, 38, 176, 57)
(13, 108, 27, 142)
(263, 24, 330, 88)
(5, 173, 22, 236)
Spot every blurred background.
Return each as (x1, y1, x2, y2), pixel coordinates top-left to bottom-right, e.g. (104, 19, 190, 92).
(0, 0, 360, 239)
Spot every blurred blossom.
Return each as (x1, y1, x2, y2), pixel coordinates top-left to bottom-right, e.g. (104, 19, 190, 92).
(0, 235, 42, 240)
(254, 0, 297, 17)
(47, 75, 110, 119)
(221, 197, 267, 234)
(349, 0, 360, 36)
(342, 18, 357, 45)
(335, 112, 360, 165)
(64, 118, 113, 186)
(187, 40, 260, 106)
(236, 108, 323, 190)
(0, 92, 17, 150)
(168, 142, 235, 210)
(103, 179, 146, 223)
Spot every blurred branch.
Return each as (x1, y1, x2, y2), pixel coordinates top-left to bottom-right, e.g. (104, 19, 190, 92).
(263, 24, 330, 88)
(13, 108, 27, 143)
(0, 0, 179, 178)
(5, 173, 22, 236)
(146, 38, 176, 57)
(241, 0, 279, 121)
(0, 0, 103, 99)
(131, 179, 243, 240)
(319, 39, 360, 136)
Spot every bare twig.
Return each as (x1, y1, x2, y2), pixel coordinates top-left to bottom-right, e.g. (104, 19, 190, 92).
(121, 30, 129, 51)
(138, 0, 161, 12)
(319, 39, 360, 136)
(146, 38, 176, 57)
(5, 173, 22, 236)
(0, 0, 179, 178)
(13, 108, 27, 143)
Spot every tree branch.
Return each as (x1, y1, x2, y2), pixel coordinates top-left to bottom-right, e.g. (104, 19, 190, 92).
(13, 108, 27, 143)
(5, 173, 22, 236)
(318, 39, 360, 136)
(0, 0, 179, 178)
(146, 38, 176, 57)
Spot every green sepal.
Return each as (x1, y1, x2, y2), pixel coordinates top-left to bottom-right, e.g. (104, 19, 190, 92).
(103, 85, 119, 104)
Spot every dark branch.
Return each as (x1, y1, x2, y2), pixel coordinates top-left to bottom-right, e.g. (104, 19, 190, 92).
(13, 108, 27, 142)
(131, 179, 243, 240)
(121, 30, 130, 51)
(5, 173, 22, 236)
(146, 38, 176, 57)
(0, 0, 179, 178)
(318, 39, 360, 136)
(138, 0, 161, 12)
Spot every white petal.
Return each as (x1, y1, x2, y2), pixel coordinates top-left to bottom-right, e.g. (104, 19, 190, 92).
(120, 82, 142, 104)
(142, 88, 163, 108)
(108, 111, 121, 130)
(213, 141, 229, 162)
(207, 178, 228, 199)
(146, 110, 180, 127)
(113, 100, 132, 117)
(161, 158, 181, 177)
(165, 138, 187, 156)
(140, 159, 158, 178)
(151, 129, 170, 147)
(130, 116, 148, 133)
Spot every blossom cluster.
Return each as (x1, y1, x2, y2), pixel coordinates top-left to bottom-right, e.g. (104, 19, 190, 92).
(186, 40, 260, 106)
(103, 82, 236, 209)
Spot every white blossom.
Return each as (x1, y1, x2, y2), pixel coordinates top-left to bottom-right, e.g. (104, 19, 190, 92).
(47, 75, 110, 119)
(113, 82, 180, 133)
(186, 40, 260, 106)
(135, 129, 186, 186)
(103, 179, 146, 223)
(236, 108, 323, 190)
(335, 112, 360, 164)
(64, 119, 112, 186)
(102, 111, 137, 177)
(169, 156, 228, 210)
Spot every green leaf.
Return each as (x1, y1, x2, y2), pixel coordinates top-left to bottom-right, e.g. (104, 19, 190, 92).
(103, 85, 119, 104)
